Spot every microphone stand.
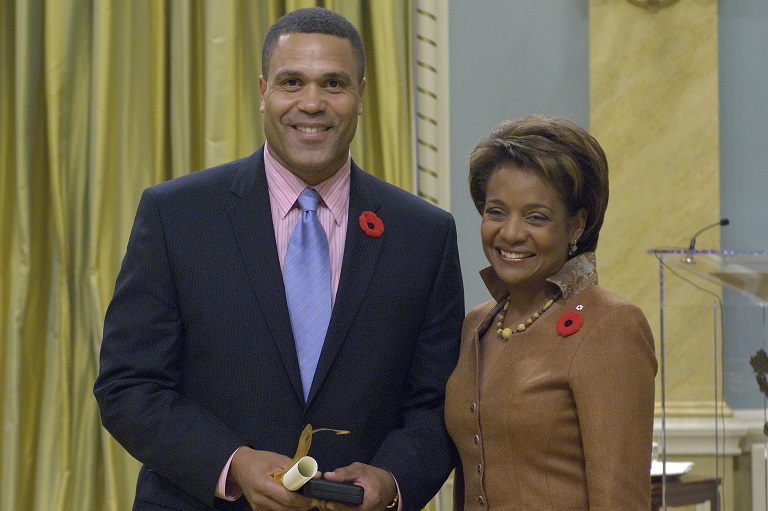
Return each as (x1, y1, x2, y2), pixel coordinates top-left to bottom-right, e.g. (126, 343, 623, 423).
(683, 219, 730, 264)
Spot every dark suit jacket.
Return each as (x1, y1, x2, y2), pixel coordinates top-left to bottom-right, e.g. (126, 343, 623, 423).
(94, 147, 464, 511)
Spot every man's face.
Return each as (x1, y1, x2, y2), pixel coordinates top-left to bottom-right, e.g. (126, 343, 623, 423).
(259, 33, 365, 185)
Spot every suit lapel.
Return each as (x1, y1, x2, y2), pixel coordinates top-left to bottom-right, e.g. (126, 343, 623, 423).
(226, 149, 304, 401)
(307, 165, 385, 403)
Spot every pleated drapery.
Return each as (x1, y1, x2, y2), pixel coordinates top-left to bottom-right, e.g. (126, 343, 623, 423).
(0, 1, 413, 509)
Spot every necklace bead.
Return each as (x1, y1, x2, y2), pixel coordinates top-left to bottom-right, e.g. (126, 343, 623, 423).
(497, 293, 560, 340)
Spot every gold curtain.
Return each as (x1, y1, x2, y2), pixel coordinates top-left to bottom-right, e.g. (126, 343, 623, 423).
(0, 1, 413, 509)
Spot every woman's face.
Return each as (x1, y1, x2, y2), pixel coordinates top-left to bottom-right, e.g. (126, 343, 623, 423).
(481, 165, 586, 293)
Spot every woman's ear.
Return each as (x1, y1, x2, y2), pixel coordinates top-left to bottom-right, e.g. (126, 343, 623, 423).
(570, 208, 588, 243)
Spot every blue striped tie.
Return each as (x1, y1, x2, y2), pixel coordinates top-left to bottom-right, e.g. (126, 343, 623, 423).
(283, 188, 331, 400)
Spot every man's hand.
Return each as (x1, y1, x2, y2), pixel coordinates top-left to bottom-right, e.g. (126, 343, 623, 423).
(230, 447, 320, 511)
(320, 462, 398, 511)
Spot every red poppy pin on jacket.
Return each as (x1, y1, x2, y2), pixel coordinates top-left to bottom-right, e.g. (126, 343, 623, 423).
(556, 309, 584, 337)
(359, 211, 384, 238)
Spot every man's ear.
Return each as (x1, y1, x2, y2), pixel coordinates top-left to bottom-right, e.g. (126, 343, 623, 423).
(258, 75, 267, 112)
(357, 78, 366, 115)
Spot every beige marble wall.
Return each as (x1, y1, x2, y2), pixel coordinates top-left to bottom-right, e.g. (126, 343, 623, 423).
(589, 0, 722, 416)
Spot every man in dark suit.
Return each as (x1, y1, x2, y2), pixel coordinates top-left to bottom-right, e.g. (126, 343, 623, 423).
(94, 7, 463, 511)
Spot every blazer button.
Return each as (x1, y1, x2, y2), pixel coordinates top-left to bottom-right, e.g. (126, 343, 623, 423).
(473, 434, 480, 444)
(470, 402, 477, 413)
(477, 495, 485, 505)
(476, 463, 482, 473)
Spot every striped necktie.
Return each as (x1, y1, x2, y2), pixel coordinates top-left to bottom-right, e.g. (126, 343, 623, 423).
(283, 188, 332, 400)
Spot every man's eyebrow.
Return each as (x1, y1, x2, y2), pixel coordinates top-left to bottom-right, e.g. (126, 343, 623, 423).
(272, 69, 353, 83)
(321, 71, 353, 83)
(272, 69, 303, 81)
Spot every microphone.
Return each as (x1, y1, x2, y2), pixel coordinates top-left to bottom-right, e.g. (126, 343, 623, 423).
(688, 218, 730, 250)
(683, 218, 729, 263)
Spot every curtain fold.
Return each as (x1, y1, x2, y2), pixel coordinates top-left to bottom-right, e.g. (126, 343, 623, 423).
(0, 1, 414, 509)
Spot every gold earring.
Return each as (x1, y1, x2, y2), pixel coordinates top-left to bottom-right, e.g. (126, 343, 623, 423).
(568, 242, 578, 257)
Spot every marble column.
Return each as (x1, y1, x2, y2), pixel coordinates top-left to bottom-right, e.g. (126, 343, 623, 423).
(590, 0, 724, 416)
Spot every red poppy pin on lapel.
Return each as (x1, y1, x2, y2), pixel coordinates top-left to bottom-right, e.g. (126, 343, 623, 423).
(359, 211, 384, 237)
(556, 309, 584, 337)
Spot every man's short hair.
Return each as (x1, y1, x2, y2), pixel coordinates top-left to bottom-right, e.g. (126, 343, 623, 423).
(262, 7, 366, 82)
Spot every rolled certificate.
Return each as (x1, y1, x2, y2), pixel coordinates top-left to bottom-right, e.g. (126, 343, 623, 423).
(281, 455, 319, 491)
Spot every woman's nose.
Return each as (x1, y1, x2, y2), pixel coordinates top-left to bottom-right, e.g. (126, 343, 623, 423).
(498, 217, 526, 242)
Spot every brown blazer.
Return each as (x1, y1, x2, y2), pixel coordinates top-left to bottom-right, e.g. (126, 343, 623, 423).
(445, 257, 657, 511)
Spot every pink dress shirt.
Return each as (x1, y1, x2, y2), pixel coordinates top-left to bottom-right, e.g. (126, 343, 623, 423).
(215, 144, 350, 500)
(264, 144, 350, 305)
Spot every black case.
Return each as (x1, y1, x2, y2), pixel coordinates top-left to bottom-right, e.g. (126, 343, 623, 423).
(299, 479, 365, 505)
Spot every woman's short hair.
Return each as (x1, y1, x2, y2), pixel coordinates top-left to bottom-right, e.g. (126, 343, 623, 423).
(468, 114, 609, 255)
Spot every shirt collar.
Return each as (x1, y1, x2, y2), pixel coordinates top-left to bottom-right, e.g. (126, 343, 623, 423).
(264, 143, 350, 225)
(480, 252, 599, 303)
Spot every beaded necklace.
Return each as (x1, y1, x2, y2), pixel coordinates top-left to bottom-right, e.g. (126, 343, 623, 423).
(496, 292, 560, 340)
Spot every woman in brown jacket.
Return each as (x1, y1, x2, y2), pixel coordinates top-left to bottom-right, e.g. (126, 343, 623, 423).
(445, 115, 657, 511)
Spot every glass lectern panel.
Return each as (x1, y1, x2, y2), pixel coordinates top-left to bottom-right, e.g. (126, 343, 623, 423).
(660, 250, 768, 304)
(648, 249, 768, 511)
